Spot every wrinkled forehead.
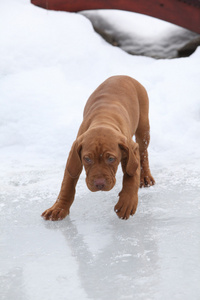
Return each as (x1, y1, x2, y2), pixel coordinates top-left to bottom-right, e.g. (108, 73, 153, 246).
(82, 133, 119, 156)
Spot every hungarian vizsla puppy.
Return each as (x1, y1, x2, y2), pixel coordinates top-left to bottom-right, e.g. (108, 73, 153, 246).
(42, 75, 155, 220)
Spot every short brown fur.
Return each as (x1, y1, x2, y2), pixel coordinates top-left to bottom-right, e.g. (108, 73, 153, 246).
(42, 76, 155, 220)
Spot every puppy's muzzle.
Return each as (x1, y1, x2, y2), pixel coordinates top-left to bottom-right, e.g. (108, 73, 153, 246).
(94, 178, 106, 190)
(86, 173, 116, 192)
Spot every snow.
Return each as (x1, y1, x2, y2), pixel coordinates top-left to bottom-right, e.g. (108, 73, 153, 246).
(0, 0, 200, 299)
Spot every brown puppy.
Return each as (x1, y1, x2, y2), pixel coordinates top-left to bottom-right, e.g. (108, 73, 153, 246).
(42, 75, 155, 220)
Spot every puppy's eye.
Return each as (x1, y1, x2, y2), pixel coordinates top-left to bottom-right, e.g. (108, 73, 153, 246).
(84, 156, 92, 164)
(107, 156, 116, 163)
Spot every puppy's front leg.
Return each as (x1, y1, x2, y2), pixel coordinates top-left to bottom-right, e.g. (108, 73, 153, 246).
(114, 165, 140, 220)
(42, 167, 79, 221)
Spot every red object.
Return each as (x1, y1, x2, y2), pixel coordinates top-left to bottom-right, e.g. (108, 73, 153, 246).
(31, 0, 200, 34)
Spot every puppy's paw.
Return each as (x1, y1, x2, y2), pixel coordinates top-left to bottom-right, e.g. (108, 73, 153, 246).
(114, 194, 138, 220)
(41, 202, 70, 221)
(140, 170, 155, 188)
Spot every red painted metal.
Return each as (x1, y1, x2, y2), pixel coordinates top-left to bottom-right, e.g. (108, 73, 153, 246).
(31, 0, 200, 34)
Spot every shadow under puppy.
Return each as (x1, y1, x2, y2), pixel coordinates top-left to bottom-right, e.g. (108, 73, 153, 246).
(42, 75, 155, 221)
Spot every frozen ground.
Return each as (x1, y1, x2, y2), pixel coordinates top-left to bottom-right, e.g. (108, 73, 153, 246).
(0, 1, 200, 299)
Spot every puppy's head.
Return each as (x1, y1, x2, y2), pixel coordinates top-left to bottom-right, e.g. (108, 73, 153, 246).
(66, 127, 139, 192)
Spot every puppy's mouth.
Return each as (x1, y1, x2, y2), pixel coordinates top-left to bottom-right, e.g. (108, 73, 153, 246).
(86, 177, 116, 192)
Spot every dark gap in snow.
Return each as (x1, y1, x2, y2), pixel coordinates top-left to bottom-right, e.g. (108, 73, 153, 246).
(80, 10, 200, 59)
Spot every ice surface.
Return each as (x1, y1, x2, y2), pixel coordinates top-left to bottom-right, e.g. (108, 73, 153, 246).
(0, 1, 200, 299)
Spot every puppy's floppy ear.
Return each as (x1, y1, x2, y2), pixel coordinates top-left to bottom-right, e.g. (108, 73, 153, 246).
(119, 138, 139, 177)
(66, 136, 83, 178)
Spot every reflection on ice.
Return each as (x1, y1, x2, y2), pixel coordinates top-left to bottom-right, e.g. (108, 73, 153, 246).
(1, 166, 199, 299)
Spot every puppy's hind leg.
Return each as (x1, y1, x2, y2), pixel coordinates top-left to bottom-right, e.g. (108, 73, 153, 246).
(135, 116, 155, 188)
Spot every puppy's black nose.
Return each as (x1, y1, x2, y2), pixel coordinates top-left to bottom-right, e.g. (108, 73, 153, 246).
(94, 178, 106, 190)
